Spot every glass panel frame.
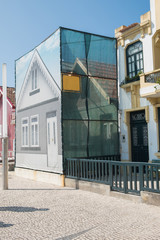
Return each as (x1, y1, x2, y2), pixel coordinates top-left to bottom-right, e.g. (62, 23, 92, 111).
(126, 41, 143, 78)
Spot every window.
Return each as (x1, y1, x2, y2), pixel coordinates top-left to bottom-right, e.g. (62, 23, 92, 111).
(22, 118, 29, 147)
(32, 69, 37, 90)
(126, 41, 143, 79)
(30, 115, 39, 146)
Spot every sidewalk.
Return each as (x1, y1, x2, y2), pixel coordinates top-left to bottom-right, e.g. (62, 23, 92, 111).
(0, 170, 160, 240)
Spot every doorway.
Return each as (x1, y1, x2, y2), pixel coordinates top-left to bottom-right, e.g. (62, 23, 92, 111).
(130, 110, 149, 162)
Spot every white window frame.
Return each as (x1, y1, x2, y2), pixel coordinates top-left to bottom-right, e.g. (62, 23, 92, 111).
(21, 117, 29, 147)
(30, 115, 39, 147)
(31, 68, 38, 91)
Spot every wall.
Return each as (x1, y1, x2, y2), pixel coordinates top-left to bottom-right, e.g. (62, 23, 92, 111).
(16, 98, 62, 173)
(16, 28, 62, 173)
(118, 13, 158, 161)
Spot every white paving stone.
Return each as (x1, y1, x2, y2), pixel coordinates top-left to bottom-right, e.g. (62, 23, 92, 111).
(0, 170, 160, 239)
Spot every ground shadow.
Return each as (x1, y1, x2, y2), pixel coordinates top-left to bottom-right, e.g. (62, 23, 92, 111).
(0, 206, 49, 212)
(55, 227, 96, 240)
(0, 221, 14, 228)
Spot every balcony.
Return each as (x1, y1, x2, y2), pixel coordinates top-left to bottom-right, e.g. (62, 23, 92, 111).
(140, 69, 160, 99)
(120, 75, 140, 87)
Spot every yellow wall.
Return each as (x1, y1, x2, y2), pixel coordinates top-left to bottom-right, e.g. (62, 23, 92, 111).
(155, 0, 160, 31)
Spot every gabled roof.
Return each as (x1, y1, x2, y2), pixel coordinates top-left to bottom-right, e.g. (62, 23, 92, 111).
(0, 87, 15, 108)
(17, 49, 61, 110)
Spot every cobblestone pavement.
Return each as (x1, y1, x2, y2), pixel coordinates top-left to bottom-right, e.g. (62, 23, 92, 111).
(0, 170, 160, 240)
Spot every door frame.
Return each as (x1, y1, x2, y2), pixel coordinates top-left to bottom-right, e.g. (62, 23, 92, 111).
(130, 110, 149, 162)
(46, 111, 57, 167)
(124, 106, 149, 162)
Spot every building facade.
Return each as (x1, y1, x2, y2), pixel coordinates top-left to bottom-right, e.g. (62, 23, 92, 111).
(15, 27, 119, 179)
(115, 0, 160, 162)
(0, 87, 15, 161)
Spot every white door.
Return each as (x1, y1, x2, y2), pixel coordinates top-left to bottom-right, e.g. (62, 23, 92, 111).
(47, 116, 58, 167)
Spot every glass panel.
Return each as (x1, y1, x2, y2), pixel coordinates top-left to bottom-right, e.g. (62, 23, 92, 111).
(35, 69, 37, 89)
(131, 56, 134, 62)
(32, 71, 34, 90)
(61, 29, 87, 75)
(32, 125, 34, 145)
(31, 117, 37, 123)
(136, 54, 139, 60)
(22, 119, 28, 124)
(63, 120, 88, 158)
(61, 28, 117, 79)
(129, 73, 132, 78)
(129, 64, 131, 72)
(140, 53, 143, 59)
(87, 35, 116, 79)
(26, 126, 28, 145)
(143, 126, 148, 146)
(137, 61, 140, 70)
(35, 125, 38, 145)
(61, 29, 119, 159)
(139, 43, 142, 51)
(88, 77, 118, 120)
(132, 127, 138, 146)
(140, 60, 143, 69)
(127, 41, 142, 56)
(62, 76, 88, 120)
(23, 127, 25, 145)
(128, 57, 131, 63)
(132, 63, 135, 71)
(89, 121, 119, 156)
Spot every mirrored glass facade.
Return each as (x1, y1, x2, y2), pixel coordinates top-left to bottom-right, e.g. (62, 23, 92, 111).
(61, 28, 119, 159)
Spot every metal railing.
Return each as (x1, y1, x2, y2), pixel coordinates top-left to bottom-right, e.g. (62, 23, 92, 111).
(76, 155, 120, 161)
(66, 158, 110, 184)
(145, 70, 160, 83)
(65, 159, 160, 195)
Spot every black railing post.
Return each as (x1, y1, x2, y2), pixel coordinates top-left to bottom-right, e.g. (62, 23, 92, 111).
(109, 161, 112, 187)
(124, 164, 127, 194)
(139, 164, 144, 192)
(78, 158, 80, 180)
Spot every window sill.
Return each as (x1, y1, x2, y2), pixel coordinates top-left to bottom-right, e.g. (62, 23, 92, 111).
(29, 88, 40, 96)
(21, 147, 41, 151)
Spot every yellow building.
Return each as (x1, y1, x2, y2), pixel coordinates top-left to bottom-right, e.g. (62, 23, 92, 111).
(115, 0, 160, 163)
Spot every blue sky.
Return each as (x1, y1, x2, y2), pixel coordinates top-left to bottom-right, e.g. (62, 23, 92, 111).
(0, 0, 150, 87)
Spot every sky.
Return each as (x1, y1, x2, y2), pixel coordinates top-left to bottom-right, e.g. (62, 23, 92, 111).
(0, 0, 150, 87)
